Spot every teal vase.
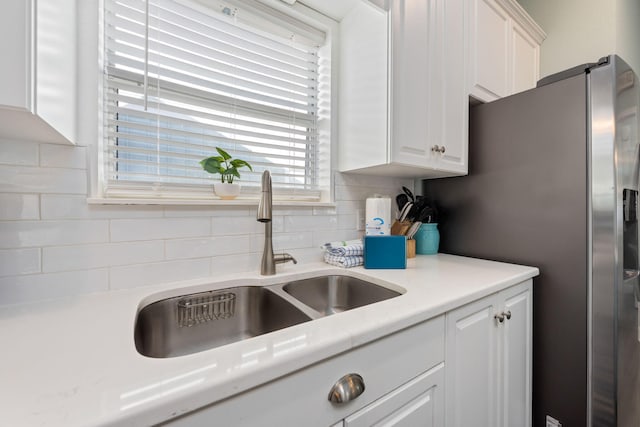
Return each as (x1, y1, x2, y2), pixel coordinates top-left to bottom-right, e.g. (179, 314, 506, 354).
(415, 223, 440, 255)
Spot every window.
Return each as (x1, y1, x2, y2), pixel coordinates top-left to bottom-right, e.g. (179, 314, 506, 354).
(102, 0, 330, 201)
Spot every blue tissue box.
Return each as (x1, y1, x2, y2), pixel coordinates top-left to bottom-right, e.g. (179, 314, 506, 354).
(364, 236, 407, 269)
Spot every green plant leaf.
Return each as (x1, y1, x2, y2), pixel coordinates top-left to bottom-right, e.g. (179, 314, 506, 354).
(215, 147, 232, 161)
(227, 167, 241, 178)
(203, 148, 251, 183)
(200, 157, 223, 175)
(230, 159, 253, 171)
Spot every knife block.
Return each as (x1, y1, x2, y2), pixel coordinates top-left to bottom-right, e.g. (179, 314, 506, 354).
(406, 239, 416, 258)
(390, 220, 411, 236)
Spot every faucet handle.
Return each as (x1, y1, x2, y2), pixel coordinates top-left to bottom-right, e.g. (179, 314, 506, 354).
(274, 253, 297, 265)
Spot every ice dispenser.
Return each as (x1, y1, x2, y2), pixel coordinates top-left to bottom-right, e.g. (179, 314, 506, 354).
(623, 188, 639, 279)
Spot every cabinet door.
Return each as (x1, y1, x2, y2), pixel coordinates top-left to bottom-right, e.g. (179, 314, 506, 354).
(0, 0, 76, 144)
(390, 0, 467, 175)
(445, 293, 500, 427)
(468, 0, 510, 102)
(338, 1, 389, 172)
(500, 282, 532, 427)
(390, 0, 434, 168)
(435, 0, 467, 174)
(344, 363, 444, 427)
(510, 23, 539, 95)
(0, 0, 30, 110)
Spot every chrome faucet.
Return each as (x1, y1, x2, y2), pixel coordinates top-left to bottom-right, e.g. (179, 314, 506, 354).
(257, 170, 297, 275)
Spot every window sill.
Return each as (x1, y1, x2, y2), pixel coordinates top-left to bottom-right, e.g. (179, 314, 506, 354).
(86, 197, 336, 207)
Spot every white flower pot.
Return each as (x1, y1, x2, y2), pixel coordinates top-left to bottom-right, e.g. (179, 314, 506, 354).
(214, 182, 241, 199)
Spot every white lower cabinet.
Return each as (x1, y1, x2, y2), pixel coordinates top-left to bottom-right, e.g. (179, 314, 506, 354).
(161, 280, 532, 427)
(162, 316, 445, 427)
(445, 280, 532, 427)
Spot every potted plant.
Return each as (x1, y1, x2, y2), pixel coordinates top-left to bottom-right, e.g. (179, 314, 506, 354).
(200, 147, 253, 199)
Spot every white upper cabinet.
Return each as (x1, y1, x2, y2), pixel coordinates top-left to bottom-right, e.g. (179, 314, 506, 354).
(339, 0, 468, 179)
(468, 0, 545, 103)
(0, 0, 77, 144)
(468, 0, 510, 100)
(511, 23, 540, 94)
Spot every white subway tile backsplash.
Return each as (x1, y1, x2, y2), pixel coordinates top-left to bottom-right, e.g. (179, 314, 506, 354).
(0, 220, 109, 249)
(0, 248, 41, 276)
(0, 166, 87, 194)
(163, 205, 252, 218)
(334, 177, 412, 203)
(0, 194, 40, 220)
(312, 206, 338, 215)
(338, 214, 357, 230)
(110, 218, 210, 242)
(210, 253, 259, 275)
(283, 215, 337, 233)
(270, 206, 314, 216)
(312, 229, 362, 248)
(284, 247, 325, 264)
(336, 200, 364, 215)
(42, 241, 165, 273)
(212, 216, 283, 236)
(39, 144, 87, 169)
(0, 269, 109, 306)
(166, 235, 251, 260)
(42, 195, 163, 219)
(250, 231, 313, 253)
(334, 185, 363, 202)
(109, 258, 211, 290)
(335, 172, 413, 190)
(273, 231, 314, 250)
(335, 185, 388, 202)
(0, 140, 39, 166)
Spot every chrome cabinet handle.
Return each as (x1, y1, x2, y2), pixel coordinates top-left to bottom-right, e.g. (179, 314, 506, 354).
(328, 373, 365, 404)
(431, 145, 446, 154)
(495, 310, 512, 324)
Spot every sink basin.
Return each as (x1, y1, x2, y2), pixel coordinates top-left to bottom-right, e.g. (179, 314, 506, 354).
(135, 275, 403, 358)
(135, 286, 312, 358)
(282, 275, 401, 316)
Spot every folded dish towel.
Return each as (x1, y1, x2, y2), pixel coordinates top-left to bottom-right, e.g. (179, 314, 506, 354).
(321, 239, 364, 257)
(323, 252, 364, 268)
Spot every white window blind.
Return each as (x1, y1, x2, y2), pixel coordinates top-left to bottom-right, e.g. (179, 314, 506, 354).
(103, 0, 326, 200)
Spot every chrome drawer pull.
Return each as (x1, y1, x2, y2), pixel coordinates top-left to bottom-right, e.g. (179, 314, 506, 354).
(328, 373, 365, 404)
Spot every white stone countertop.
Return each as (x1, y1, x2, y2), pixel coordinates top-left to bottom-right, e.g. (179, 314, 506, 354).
(0, 254, 538, 427)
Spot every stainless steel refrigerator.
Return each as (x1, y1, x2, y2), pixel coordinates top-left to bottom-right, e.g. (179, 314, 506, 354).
(423, 55, 640, 426)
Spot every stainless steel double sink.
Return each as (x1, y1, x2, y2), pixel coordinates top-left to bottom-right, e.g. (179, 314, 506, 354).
(134, 275, 403, 358)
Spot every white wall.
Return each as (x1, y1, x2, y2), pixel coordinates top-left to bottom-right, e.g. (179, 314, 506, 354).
(616, 0, 640, 76)
(0, 138, 410, 306)
(517, 0, 640, 77)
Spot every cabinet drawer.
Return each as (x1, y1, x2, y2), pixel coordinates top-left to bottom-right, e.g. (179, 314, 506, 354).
(161, 315, 445, 426)
(344, 363, 444, 427)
